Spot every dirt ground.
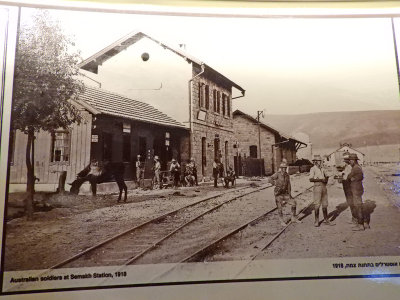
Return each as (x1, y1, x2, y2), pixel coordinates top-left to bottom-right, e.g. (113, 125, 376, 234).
(258, 164, 400, 260)
(3, 163, 400, 271)
(3, 180, 257, 271)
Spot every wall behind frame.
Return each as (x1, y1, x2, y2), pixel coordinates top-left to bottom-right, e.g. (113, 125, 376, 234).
(0, 1, 400, 299)
(0, 5, 19, 276)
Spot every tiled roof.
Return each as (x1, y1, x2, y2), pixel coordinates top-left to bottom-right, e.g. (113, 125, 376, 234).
(76, 86, 187, 129)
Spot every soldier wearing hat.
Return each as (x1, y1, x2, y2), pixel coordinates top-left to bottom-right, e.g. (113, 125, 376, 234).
(309, 154, 334, 227)
(347, 153, 368, 231)
(135, 155, 144, 187)
(341, 153, 357, 224)
(153, 155, 161, 189)
(169, 158, 181, 189)
(270, 162, 301, 226)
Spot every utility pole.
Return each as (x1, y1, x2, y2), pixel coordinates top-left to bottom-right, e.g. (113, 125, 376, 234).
(257, 110, 265, 177)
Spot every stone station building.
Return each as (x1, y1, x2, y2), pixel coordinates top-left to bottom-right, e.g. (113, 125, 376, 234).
(78, 31, 245, 181)
(232, 110, 307, 175)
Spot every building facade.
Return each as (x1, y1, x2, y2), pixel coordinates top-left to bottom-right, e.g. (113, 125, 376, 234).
(78, 31, 245, 181)
(189, 65, 245, 179)
(8, 87, 189, 191)
(324, 143, 365, 167)
(232, 110, 306, 175)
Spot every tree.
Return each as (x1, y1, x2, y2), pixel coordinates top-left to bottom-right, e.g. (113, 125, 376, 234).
(11, 9, 84, 218)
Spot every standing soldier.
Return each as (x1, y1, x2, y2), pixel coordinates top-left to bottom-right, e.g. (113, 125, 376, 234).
(347, 153, 367, 231)
(169, 158, 181, 189)
(218, 160, 225, 185)
(341, 153, 357, 225)
(213, 159, 220, 188)
(135, 155, 143, 188)
(270, 162, 301, 226)
(153, 156, 161, 189)
(309, 154, 335, 227)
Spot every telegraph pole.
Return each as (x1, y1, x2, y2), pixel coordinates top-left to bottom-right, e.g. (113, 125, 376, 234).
(257, 110, 265, 177)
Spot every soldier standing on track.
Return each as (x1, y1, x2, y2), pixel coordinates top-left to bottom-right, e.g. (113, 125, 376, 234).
(270, 162, 302, 226)
(309, 155, 335, 227)
(347, 153, 368, 231)
(341, 153, 357, 225)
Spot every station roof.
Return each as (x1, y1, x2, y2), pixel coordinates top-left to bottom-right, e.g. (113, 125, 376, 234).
(78, 31, 245, 94)
(74, 86, 187, 129)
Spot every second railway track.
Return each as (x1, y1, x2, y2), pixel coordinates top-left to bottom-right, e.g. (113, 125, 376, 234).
(51, 183, 272, 269)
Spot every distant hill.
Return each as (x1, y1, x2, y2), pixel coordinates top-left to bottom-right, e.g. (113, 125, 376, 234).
(265, 110, 400, 150)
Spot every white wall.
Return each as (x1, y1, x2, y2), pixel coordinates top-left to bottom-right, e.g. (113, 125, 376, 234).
(80, 38, 193, 125)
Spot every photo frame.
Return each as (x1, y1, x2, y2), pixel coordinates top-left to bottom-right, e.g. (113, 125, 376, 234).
(1, 1, 400, 299)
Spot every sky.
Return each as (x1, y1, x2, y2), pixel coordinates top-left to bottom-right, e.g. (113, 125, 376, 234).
(19, 7, 400, 119)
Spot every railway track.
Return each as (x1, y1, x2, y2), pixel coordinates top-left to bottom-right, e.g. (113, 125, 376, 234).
(6, 176, 314, 292)
(50, 182, 272, 269)
(148, 185, 314, 282)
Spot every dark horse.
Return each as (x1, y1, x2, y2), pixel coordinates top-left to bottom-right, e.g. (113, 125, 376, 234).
(70, 160, 128, 202)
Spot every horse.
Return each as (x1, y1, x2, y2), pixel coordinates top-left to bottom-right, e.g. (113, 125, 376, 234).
(70, 160, 127, 202)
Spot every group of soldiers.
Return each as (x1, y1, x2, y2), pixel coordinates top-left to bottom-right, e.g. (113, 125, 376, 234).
(135, 151, 367, 231)
(135, 155, 196, 189)
(270, 153, 367, 231)
(135, 154, 236, 189)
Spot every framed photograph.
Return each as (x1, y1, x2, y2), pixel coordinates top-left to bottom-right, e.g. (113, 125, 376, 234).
(1, 1, 400, 299)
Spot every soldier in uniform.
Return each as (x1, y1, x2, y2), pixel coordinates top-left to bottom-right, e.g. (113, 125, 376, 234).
(169, 158, 181, 189)
(309, 154, 335, 227)
(189, 158, 198, 186)
(184, 159, 196, 186)
(153, 156, 161, 189)
(224, 165, 236, 188)
(270, 162, 301, 226)
(347, 153, 368, 231)
(213, 159, 220, 188)
(341, 153, 357, 225)
(135, 155, 143, 187)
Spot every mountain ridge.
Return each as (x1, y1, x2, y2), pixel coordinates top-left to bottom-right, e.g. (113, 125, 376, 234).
(262, 110, 400, 150)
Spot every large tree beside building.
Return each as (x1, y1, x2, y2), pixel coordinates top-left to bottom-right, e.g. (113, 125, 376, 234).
(11, 9, 84, 218)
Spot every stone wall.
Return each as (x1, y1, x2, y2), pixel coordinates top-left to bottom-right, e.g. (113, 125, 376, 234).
(191, 125, 235, 179)
(232, 114, 277, 174)
(190, 65, 236, 179)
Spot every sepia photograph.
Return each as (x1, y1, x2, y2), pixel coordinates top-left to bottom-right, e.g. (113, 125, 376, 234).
(0, 1, 400, 296)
